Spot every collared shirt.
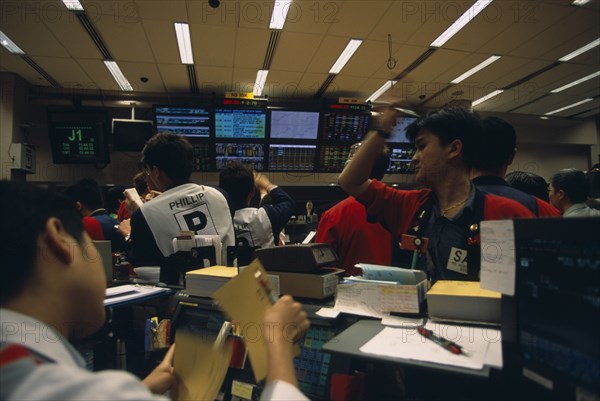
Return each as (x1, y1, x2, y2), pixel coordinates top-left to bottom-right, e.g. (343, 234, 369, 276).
(563, 203, 600, 218)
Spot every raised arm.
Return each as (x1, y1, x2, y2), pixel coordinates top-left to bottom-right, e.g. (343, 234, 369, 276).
(338, 107, 399, 197)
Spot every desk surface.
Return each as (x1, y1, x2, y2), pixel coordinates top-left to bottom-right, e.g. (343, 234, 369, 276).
(322, 319, 491, 378)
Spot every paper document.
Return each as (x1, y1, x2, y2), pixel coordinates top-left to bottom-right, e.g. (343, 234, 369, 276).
(174, 330, 232, 401)
(381, 313, 424, 328)
(359, 321, 502, 371)
(212, 260, 273, 382)
(480, 220, 516, 295)
(104, 285, 170, 306)
(356, 264, 427, 284)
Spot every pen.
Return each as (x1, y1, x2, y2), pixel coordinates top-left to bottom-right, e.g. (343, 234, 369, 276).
(417, 326, 468, 356)
(254, 270, 279, 304)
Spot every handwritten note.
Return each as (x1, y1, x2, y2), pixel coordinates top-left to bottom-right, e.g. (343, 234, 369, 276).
(480, 220, 516, 295)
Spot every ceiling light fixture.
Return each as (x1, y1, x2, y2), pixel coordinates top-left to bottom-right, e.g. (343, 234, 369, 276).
(253, 69, 269, 96)
(270, 0, 292, 30)
(558, 38, 600, 62)
(550, 71, 600, 93)
(366, 80, 398, 103)
(62, 0, 84, 11)
(450, 55, 501, 84)
(544, 98, 594, 115)
(472, 89, 504, 107)
(329, 39, 363, 74)
(104, 60, 133, 91)
(571, 0, 591, 6)
(0, 31, 24, 54)
(174, 22, 194, 65)
(430, 0, 494, 48)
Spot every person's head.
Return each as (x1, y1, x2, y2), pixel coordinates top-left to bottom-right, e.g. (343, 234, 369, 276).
(219, 161, 255, 210)
(471, 116, 516, 175)
(63, 178, 104, 215)
(406, 107, 483, 186)
(0, 181, 106, 339)
(505, 171, 550, 202)
(132, 171, 149, 196)
(548, 168, 589, 212)
(140, 133, 194, 190)
(105, 185, 126, 214)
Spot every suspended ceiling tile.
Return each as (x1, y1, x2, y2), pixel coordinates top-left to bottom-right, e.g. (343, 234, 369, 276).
(157, 63, 192, 93)
(192, 24, 236, 67)
(372, 44, 431, 80)
(326, 0, 391, 38)
(94, 17, 155, 62)
(187, 0, 239, 27)
(134, 0, 188, 22)
(305, 36, 352, 73)
(263, 70, 305, 98)
(323, 74, 369, 98)
(116, 61, 165, 92)
(77, 58, 122, 91)
(0, 53, 53, 87)
(195, 65, 234, 92)
(282, 0, 343, 35)
(270, 31, 324, 73)
(234, 28, 271, 69)
(231, 67, 258, 93)
(298, 72, 331, 96)
(403, 48, 470, 83)
(32, 56, 92, 88)
(340, 40, 391, 79)
(0, 13, 70, 58)
(142, 20, 181, 64)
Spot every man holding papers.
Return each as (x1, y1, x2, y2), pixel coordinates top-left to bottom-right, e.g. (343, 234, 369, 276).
(0, 181, 310, 401)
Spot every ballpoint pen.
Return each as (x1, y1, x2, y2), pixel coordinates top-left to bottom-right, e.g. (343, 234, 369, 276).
(417, 326, 469, 356)
(254, 269, 279, 304)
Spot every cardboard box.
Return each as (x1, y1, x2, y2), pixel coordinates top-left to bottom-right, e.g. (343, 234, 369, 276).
(334, 278, 428, 317)
(427, 280, 501, 324)
(268, 268, 344, 299)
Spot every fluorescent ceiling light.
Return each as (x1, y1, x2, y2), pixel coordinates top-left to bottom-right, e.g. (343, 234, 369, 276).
(558, 38, 600, 62)
(571, 0, 591, 6)
(550, 71, 600, 93)
(0, 31, 24, 54)
(472, 89, 504, 107)
(270, 0, 292, 29)
(104, 60, 133, 91)
(430, 0, 494, 47)
(253, 70, 269, 96)
(450, 55, 501, 84)
(544, 98, 594, 115)
(329, 39, 363, 74)
(366, 80, 397, 103)
(174, 23, 194, 65)
(62, 0, 84, 11)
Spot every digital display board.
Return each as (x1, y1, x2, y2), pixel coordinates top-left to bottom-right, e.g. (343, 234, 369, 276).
(155, 106, 211, 138)
(215, 108, 266, 139)
(387, 145, 415, 173)
(192, 143, 211, 172)
(317, 144, 352, 172)
(270, 110, 320, 140)
(321, 111, 370, 142)
(48, 122, 109, 164)
(268, 144, 316, 171)
(215, 142, 265, 171)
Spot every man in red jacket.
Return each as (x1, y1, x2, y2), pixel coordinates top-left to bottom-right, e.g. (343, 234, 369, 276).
(339, 107, 534, 282)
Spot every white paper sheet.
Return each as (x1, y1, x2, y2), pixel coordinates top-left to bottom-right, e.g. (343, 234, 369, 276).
(381, 313, 424, 328)
(315, 307, 341, 318)
(104, 284, 170, 306)
(359, 321, 502, 371)
(480, 220, 516, 295)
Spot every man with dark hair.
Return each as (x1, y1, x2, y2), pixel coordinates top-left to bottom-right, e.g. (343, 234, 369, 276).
(219, 162, 293, 248)
(505, 171, 550, 202)
(470, 116, 559, 217)
(339, 107, 534, 282)
(126, 133, 235, 273)
(549, 168, 600, 217)
(64, 178, 127, 251)
(0, 180, 310, 400)
(316, 144, 393, 275)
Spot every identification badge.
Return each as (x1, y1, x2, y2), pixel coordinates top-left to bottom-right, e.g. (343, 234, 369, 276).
(446, 247, 468, 275)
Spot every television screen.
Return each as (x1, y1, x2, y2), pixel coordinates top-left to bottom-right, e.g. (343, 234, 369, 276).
(48, 122, 109, 164)
(270, 110, 320, 140)
(192, 143, 211, 172)
(321, 111, 370, 142)
(155, 106, 211, 138)
(317, 144, 352, 172)
(388, 116, 417, 143)
(215, 142, 265, 171)
(387, 145, 415, 173)
(112, 119, 154, 152)
(215, 108, 266, 139)
(268, 144, 316, 172)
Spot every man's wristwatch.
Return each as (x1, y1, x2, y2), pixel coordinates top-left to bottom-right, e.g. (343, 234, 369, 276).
(376, 129, 392, 139)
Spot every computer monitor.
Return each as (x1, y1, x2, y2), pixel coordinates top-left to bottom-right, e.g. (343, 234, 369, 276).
(268, 143, 316, 172)
(269, 110, 320, 140)
(154, 106, 211, 138)
(215, 142, 265, 171)
(503, 218, 600, 400)
(112, 119, 154, 152)
(215, 108, 266, 139)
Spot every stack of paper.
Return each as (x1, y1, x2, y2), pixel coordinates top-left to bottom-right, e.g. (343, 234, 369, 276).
(185, 265, 238, 298)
